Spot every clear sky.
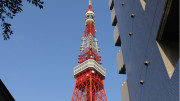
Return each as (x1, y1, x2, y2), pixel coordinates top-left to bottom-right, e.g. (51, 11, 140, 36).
(0, 0, 126, 101)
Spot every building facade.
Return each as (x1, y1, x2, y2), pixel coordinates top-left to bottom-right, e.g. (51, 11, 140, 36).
(0, 79, 15, 101)
(109, 0, 179, 101)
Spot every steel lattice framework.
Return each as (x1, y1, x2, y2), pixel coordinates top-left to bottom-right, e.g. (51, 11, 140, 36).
(71, 0, 107, 101)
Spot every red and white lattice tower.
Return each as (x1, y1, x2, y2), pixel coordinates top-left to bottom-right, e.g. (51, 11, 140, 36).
(71, 0, 108, 101)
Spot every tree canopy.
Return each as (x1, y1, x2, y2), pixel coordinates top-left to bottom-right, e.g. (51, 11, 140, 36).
(0, 0, 44, 40)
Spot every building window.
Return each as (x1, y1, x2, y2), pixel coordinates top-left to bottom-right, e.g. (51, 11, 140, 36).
(156, 0, 179, 78)
(140, 0, 146, 10)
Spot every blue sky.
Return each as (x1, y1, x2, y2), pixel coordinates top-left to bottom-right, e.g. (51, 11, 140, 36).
(0, 0, 126, 101)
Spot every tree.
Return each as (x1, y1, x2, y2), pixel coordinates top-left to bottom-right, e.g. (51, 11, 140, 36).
(0, 0, 44, 40)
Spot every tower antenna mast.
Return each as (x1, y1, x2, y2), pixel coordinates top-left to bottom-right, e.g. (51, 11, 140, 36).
(71, 0, 108, 101)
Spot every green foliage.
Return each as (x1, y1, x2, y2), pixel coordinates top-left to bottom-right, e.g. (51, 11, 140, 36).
(0, 0, 44, 40)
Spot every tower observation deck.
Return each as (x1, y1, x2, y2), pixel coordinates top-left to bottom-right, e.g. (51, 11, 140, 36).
(71, 0, 108, 101)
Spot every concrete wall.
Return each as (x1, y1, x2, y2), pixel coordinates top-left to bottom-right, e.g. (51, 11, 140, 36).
(121, 81, 130, 101)
(109, 0, 179, 100)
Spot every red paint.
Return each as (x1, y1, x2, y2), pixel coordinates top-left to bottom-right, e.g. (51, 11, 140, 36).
(71, 1, 107, 100)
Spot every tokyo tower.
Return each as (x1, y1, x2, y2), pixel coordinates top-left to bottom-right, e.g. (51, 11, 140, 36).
(71, 0, 108, 101)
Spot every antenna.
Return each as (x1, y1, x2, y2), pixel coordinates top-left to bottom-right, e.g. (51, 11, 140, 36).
(89, 0, 92, 5)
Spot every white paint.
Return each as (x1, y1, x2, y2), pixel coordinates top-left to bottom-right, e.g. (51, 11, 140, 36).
(73, 59, 106, 77)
